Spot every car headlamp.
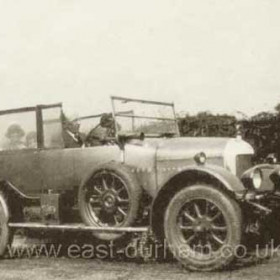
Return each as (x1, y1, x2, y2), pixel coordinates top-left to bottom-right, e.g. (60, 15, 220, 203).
(251, 168, 263, 190)
(194, 152, 207, 165)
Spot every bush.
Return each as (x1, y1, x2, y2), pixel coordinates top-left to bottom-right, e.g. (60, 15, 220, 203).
(178, 110, 280, 163)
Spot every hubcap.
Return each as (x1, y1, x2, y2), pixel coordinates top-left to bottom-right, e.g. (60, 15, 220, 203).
(193, 217, 212, 232)
(102, 192, 117, 211)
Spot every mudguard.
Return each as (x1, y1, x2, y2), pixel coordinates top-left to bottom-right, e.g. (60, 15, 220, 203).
(151, 164, 246, 238)
(0, 179, 39, 200)
(157, 164, 246, 196)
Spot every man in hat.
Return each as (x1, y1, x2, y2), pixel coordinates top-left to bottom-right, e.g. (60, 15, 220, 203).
(85, 113, 118, 146)
(3, 124, 26, 150)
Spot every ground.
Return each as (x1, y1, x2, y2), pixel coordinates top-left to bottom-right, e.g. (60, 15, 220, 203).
(0, 235, 279, 280)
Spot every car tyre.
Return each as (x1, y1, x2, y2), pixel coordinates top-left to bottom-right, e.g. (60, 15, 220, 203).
(78, 162, 142, 241)
(164, 184, 242, 271)
(0, 192, 12, 258)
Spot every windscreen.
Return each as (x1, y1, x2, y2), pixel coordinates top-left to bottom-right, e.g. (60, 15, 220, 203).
(77, 115, 101, 136)
(112, 97, 179, 136)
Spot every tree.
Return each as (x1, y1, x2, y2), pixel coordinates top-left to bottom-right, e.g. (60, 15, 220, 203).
(275, 103, 280, 114)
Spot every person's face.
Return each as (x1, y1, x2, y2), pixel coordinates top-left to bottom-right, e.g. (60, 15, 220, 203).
(73, 122, 80, 132)
(27, 137, 37, 148)
(101, 117, 114, 128)
(10, 132, 22, 143)
(65, 121, 80, 132)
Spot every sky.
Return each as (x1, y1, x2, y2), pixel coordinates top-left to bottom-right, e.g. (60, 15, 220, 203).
(0, 0, 280, 119)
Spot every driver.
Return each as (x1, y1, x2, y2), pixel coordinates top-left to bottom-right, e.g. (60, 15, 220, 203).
(86, 113, 117, 146)
(100, 113, 116, 137)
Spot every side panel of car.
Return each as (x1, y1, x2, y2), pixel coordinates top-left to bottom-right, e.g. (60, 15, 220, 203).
(124, 144, 158, 197)
(0, 149, 43, 196)
(37, 145, 123, 193)
(0, 145, 124, 196)
(72, 145, 122, 188)
(38, 149, 76, 192)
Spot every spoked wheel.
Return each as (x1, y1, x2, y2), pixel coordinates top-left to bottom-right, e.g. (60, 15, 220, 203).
(84, 170, 131, 226)
(0, 192, 12, 258)
(79, 162, 142, 241)
(164, 184, 242, 271)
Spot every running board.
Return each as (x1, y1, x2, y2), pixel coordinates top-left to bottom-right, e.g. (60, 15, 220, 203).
(8, 223, 149, 233)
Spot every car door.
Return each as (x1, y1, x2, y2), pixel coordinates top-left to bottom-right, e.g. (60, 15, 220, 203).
(0, 107, 42, 196)
(38, 105, 123, 193)
(38, 105, 76, 192)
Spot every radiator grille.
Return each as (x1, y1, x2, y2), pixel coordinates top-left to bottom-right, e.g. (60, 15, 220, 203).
(236, 154, 253, 177)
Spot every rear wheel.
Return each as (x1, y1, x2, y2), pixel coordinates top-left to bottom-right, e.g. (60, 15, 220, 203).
(164, 184, 242, 271)
(78, 162, 142, 241)
(0, 192, 11, 257)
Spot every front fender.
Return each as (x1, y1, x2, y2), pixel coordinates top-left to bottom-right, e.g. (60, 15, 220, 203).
(0, 179, 39, 200)
(157, 164, 246, 196)
(150, 164, 245, 239)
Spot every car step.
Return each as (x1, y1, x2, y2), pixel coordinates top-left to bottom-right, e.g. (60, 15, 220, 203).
(8, 223, 149, 233)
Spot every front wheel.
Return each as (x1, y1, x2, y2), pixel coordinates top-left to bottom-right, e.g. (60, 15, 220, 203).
(78, 162, 142, 241)
(0, 192, 11, 257)
(164, 184, 242, 271)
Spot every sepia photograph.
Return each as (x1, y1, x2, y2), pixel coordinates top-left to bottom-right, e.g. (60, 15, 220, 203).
(1, 1, 280, 279)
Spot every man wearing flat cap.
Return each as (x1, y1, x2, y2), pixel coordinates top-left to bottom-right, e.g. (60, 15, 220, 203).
(85, 113, 119, 146)
(3, 124, 26, 150)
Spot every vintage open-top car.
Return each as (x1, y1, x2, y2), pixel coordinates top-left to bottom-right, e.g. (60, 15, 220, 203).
(0, 96, 280, 271)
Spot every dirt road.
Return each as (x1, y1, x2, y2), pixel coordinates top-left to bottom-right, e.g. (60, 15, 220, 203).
(0, 236, 279, 280)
